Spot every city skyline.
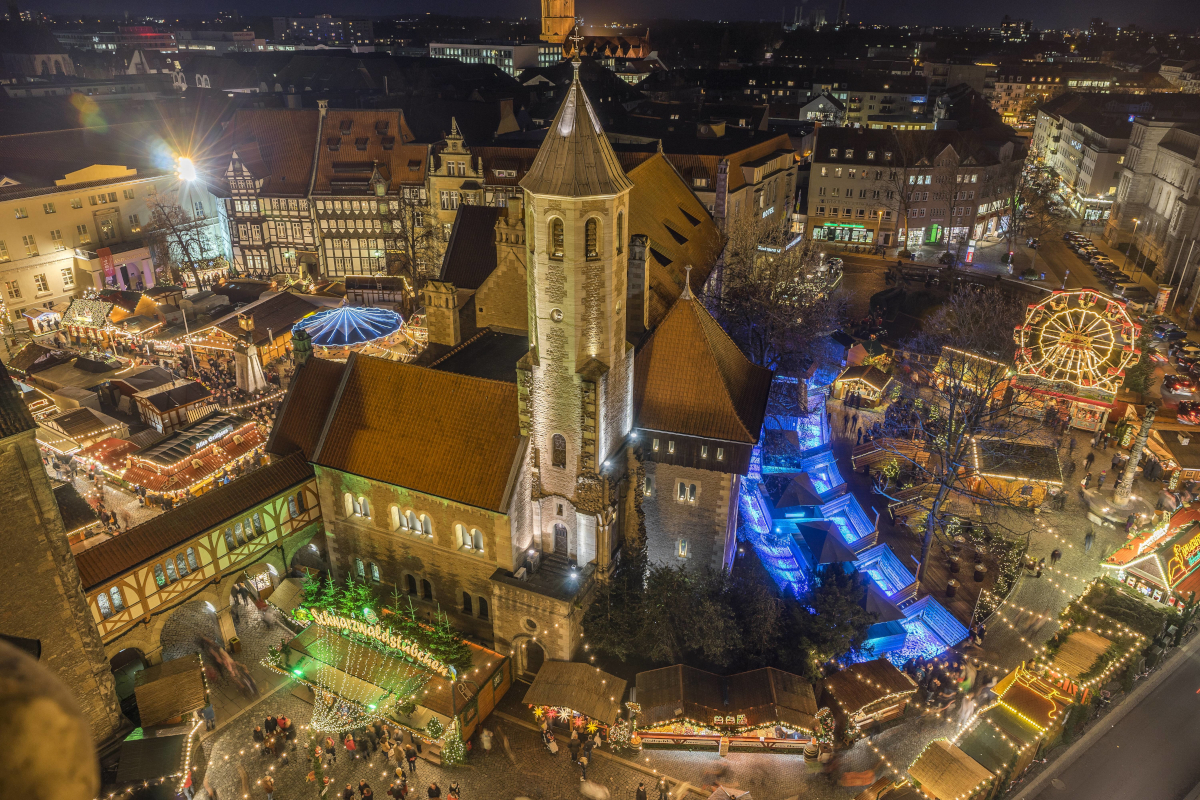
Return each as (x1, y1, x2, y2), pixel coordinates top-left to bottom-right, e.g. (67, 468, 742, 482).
(21, 0, 1199, 32)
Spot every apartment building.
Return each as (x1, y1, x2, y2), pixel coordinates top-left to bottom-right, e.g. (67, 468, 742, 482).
(923, 60, 996, 98)
(807, 127, 1020, 250)
(271, 15, 373, 47)
(1032, 95, 1130, 221)
(53, 25, 176, 53)
(1105, 118, 1200, 286)
(992, 67, 1065, 125)
(0, 121, 224, 327)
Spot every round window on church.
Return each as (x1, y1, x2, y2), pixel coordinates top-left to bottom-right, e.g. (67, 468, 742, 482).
(550, 308, 564, 323)
(524, 618, 538, 632)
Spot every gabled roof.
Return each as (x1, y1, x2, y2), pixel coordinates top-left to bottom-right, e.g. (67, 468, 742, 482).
(907, 739, 993, 800)
(636, 664, 818, 733)
(311, 354, 523, 512)
(625, 152, 722, 322)
(73, 452, 314, 590)
(219, 108, 321, 197)
(519, 62, 633, 197)
(312, 109, 427, 194)
(440, 205, 504, 290)
(266, 358, 347, 460)
(209, 292, 321, 347)
(798, 521, 858, 565)
(633, 293, 772, 444)
(762, 472, 824, 511)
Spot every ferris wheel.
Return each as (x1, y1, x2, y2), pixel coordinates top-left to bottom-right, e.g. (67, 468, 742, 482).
(1013, 290, 1140, 394)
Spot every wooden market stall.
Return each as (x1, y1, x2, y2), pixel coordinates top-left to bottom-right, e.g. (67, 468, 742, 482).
(635, 665, 819, 752)
(1102, 504, 1200, 606)
(523, 660, 627, 735)
(819, 658, 917, 731)
(907, 739, 994, 800)
(111, 729, 206, 799)
(968, 439, 1062, 508)
(134, 653, 209, 728)
(833, 365, 894, 407)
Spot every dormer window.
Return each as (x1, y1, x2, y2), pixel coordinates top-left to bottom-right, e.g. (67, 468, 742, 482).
(339, 119, 352, 134)
(326, 137, 341, 151)
(845, 149, 853, 158)
(381, 136, 395, 150)
(830, 148, 838, 157)
(867, 150, 876, 160)
(355, 137, 369, 151)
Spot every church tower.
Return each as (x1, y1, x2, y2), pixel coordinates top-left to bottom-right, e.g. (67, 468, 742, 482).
(0, 359, 122, 744)
(540, 0, 574, 44)
(518, 59, 633, 568)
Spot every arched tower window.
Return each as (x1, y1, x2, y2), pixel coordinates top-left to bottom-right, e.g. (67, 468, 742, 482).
(551, 218, 564, 259)
(585, 218, 599, 260)
(551, 434, 567, 468)
(616, 211, 624, 254)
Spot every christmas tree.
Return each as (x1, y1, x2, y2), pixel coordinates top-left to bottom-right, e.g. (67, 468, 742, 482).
(441, 719, 466, 766)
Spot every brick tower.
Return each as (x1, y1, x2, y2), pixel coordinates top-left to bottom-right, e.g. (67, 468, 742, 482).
(540, 0, 574, 43)
(0, 358, 122, 745)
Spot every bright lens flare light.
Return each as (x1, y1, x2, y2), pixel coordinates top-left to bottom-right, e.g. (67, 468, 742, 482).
(177, 157, 197, 182)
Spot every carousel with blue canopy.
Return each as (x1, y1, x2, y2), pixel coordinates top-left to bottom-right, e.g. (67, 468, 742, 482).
(291, 304, 421, 361)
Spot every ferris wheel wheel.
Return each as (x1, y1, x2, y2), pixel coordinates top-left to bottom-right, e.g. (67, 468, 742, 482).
(1013, 290, 1141, 394)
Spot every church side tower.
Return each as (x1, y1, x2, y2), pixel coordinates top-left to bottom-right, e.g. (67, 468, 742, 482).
(0, 359, 122, 745)
(540, 0, 574, 44)
(518, 59, 633, 569)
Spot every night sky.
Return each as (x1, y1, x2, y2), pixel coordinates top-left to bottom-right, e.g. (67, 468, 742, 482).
(30, 0, 1198, 31)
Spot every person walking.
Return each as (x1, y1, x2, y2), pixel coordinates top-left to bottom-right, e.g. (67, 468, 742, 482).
(447, 781, 460, 800)
(358, 780, 372, 797)
(1082, 471, 1092, 489)
(1035, 557, 1045, 578)
(657, 777, 670, 800)
(578, 754, 588, 781)
(405, 745, 417, 775)
(1069, 437, 1076, 454)
(1084, 529, 1095, 553)
(1050, 548, 1062, 567)
(851, 411, 859, 431)
(345, 733, 357, 755)
(427, 783, 441, 800)
(344, 785, 356, 800)
(637, 784, 648, 800)
(1097, 469, 1107, 489)
(567, 732, 581, 762)
(263, 775, 275, 800)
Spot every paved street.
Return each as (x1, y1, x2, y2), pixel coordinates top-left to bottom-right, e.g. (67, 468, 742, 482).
(1028, 635, 1200, 800)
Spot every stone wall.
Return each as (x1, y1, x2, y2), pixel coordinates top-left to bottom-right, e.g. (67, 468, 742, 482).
(316, 467, 513, 643)
(641, 460, 736, 573)
(476, 210, 529, 333)
(490, 578, 583, 674)
(0, 429, 123, 746)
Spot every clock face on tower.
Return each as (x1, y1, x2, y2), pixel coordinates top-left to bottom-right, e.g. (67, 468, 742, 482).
(550, 308, 564, 323)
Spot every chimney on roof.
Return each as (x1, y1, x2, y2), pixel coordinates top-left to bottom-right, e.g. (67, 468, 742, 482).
(238, 313, 255, 333)
(318, 99, 328, 119)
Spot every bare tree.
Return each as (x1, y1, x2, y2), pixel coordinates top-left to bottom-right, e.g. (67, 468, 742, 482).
(384, 189, 447, 311)
(143, 190, 227, 287)
(987, 146, 1029, 262)
(706, 213, 845, 377)
(871, 287, 1045, 583)
(877, 131, 932, 255)
(1018, 172, 1069, 277)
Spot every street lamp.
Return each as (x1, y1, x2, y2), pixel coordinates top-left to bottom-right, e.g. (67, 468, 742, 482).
(177, 156, 197, 182)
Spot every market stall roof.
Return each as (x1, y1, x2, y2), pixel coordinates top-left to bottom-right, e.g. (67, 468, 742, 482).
(819, 659, 917, 716)
(35, 424, 80, 454)
(907, 739, 992, 800)
(798, 521, 858, 565)
(1156, 430, 1200, 471)
(122, 424, 265, 493)
(970, 439, 1062, 485)
(636, 665, 818, 732)
(209, 292, 322, 347)
(42, 406, 123, 439)
(133, 413, 250, 466)
(79, 436, 140, 470)
(137, 380, 213, 412)
(706, 788, 752, 800)
(991, 666, 1073, 733)
(134, 654, 207, 727)
(113, 366, 178, 395)
(114, 731, 190, 784)
(268, 577, 305, 616)
(293, 305, 404, 348)
(522, 661, 627, 724)
(288, 617, 505, 720)
(761, 472, 824, 513)
(5, 341, 75, 375)
(835, 365, 892, 392)
(1049, 630, 1112, 680)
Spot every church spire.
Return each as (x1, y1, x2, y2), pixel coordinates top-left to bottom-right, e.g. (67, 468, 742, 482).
(518, 54, 632, 198)
(680, 265, 694, 300)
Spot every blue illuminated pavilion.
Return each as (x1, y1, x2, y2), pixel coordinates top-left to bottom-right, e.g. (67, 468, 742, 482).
(292, 305, 403, 349)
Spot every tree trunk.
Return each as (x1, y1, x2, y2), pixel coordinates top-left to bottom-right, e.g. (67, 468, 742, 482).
(917, 489, 948, 585)
(1116, 402, 1157, 502)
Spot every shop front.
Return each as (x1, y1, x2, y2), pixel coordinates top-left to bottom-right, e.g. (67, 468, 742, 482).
(1103, 505, 1200, 606)
(812, 222, 874, 243)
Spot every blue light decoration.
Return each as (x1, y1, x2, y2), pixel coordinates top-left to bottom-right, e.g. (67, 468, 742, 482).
(738, 482, 809, 597)
(858, 595, 970, 666)
(292, 305, 404, 348)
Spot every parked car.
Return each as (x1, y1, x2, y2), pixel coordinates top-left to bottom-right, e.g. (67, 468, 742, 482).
(1164, 374, 1197, 395)
(1155, 323, 1187, 341)
(1178, 401, 1200, 425)
(1122, 288, 1155, 305)
(1171, 340, 1200, 356)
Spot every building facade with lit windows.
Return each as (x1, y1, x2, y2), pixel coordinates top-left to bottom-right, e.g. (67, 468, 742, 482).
(428, 42, 541, 77)
(0, 120, 225, 328)
(1031, 100, 1129, 222)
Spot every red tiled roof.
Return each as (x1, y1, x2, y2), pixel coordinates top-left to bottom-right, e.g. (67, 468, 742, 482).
(74, 451, 313, 590)
(312, 110, 427, 194)
(266, 357, 347, 459)
(633, 294, 773, 444)
(312, 354, 522, 511)
(218, 108, 322, 197)
(122, 426, 265, 493)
